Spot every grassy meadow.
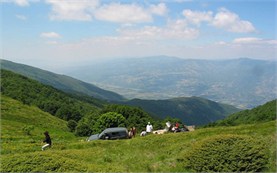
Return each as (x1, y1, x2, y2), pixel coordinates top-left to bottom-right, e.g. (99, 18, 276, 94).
(1, 95, 276, 172)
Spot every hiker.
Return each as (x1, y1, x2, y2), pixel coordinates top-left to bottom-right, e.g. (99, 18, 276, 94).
(146, 122, 153, 133)
(42, 131, 52, 151)
(128, 127, 134, 138)
(165, 121, 171, 132)
(132, 127, 137, 137)
(175, 122, 180, 129)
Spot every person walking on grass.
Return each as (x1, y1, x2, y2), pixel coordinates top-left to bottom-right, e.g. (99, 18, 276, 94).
(42, 131, 51, 151)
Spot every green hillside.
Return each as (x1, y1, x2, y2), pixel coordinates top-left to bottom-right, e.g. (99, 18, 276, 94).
(122, 97, 240, 125)
(1, 59, 125, 101)
(1, 95, 276, 172)
(207, 99, 276, 126)
(1, 95, 75, 154)
(1, 69, 103, 121)
(0, 69, 155, 135)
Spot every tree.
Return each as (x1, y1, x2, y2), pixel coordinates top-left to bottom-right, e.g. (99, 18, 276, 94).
(67, 120, 78, 132)
(95, 112, 126, 133)
(75, 122, 92, 136)
(101, 105, 154, 132)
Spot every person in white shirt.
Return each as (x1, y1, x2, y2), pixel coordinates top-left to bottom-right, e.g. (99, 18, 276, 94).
(146, 122, 153, 133)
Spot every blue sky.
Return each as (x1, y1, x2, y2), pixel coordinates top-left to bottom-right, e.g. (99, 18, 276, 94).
(1, 0, 276, 71)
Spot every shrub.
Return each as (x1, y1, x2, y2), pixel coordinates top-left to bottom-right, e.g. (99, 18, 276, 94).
(0, 152, 87, 172)
(75, 122, 92, 136)
(183, 135, 268, 172)
(67, 119, 77, 132)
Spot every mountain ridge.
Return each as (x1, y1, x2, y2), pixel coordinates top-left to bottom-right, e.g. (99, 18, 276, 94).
(1, 59, 125, 102)
(64, 56, 277, 108)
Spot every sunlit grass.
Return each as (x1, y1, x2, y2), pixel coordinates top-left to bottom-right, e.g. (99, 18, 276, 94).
(1, 95, 276, 172)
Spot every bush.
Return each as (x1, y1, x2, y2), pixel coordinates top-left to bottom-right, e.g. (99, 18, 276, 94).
(183, 135, 268, 172)
(75, 122, 92, 136)
(0, 152, 87, 172)
(67, 119, 77, 132)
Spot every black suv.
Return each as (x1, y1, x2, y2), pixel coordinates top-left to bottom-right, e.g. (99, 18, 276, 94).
(87, 127, 129, 141)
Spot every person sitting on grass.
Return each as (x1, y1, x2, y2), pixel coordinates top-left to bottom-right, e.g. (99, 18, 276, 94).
(42, 131, 51, 151)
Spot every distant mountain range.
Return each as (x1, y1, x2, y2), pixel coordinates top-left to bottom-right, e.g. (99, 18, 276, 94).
(64, 56, 277, 109)
(1, 59, 240, 125)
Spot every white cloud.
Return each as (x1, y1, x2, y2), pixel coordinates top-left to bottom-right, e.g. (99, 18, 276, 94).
(1, 0, 40, 6)
(45, 0, 99, 21)
(233, 37, 277, 45)
(94, 3, 153, 23)
(45, 1, 168, 23)
(182, 9, 213, 25)
(118, 19, 199, 40)
(212, 8, 255, 33)
(40, 32, 61, 38)
(182, 8, 255, 33)
(150, 3, 168, 16)
(1, 0, 29, 6)
(14, 0, 29, 6)
(233, 37, 262, 44)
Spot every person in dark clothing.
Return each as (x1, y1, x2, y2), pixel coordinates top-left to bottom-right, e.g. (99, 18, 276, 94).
(132, 127, 137, 137)
(42, 131, 51, 151)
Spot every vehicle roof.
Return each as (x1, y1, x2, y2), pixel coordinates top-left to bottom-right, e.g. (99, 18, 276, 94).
(102, 127, 127, 133)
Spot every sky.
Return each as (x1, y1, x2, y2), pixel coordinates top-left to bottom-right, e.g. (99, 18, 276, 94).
(1, 0, 277, 71)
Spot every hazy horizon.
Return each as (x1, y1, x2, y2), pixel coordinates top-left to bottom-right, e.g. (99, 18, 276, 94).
(1, 55, 276, 74)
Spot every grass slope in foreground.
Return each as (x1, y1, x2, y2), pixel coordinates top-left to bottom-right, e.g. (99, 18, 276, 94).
(1, 96, 276, 172)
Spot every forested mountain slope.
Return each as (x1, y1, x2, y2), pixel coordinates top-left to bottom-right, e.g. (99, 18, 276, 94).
(1, 59, 125, 102)
(121, 97, 240, 125)
(1, 69, 103, 121)
(206, 99, 276, 126)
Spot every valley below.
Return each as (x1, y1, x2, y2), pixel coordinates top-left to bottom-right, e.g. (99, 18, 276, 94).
(65, 56, 277, 109)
